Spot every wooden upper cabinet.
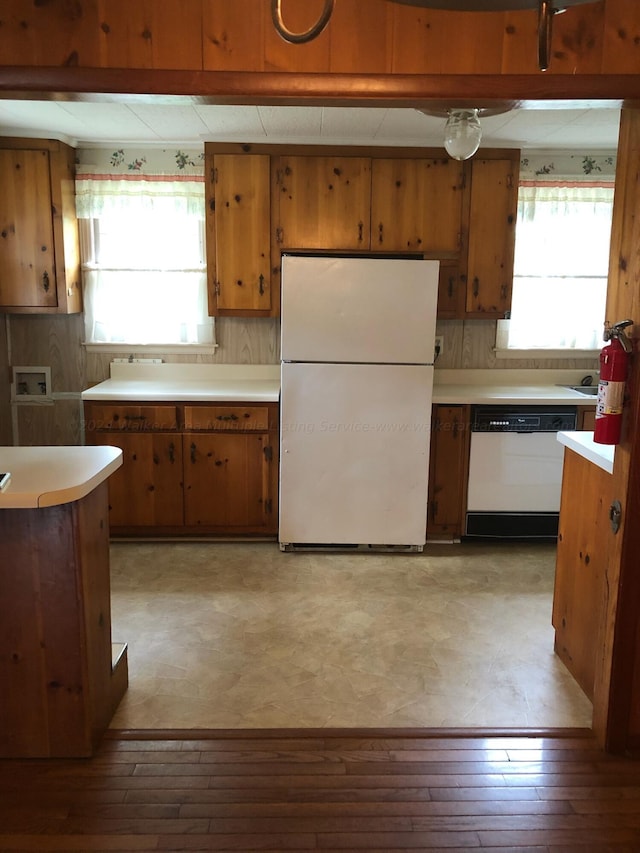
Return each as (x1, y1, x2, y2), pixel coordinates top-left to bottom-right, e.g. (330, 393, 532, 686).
(371, 158, 464, 254)
(464, 156, 519, 318)
(204, 144, 519, 320)
(273, 155, 371, 251)
(0, 140, 81, 313)
(208, 152, 272, 316)
(437, 260, 464, 319)
(0, 149, 55, 308)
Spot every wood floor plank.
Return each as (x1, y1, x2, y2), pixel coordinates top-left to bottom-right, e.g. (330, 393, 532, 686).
(176, 799, 572, 819)
(1, 730, 640, 851)
(0, 837, 160, 851)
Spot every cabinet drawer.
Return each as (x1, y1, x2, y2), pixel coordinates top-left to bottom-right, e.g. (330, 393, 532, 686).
(85, 405, 179, 431)
(184, 405, 269, 431)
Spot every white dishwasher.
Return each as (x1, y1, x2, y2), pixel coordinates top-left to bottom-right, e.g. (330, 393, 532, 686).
(465, 405, 578, 539)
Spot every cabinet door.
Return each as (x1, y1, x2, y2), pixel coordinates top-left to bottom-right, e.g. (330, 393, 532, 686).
(274, 155, 371, 250)
(371, 158, 463, 253)
(427, 405, 470, 540)
(184, 433, 275, 531)
(87, 432, 183, 529)
(465, 157, 519, 317)
(208, 153, 272, 315)
(0, 149, 57, 308)
(436, 261, 464, 319)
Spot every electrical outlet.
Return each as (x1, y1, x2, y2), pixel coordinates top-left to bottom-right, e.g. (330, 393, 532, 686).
(434, 336, 444, 360)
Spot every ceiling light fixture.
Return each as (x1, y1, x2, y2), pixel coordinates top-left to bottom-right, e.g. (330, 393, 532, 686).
(443, 108, 482, 160)
(270, 0, 600, 71)
(419, 104, 515, 160)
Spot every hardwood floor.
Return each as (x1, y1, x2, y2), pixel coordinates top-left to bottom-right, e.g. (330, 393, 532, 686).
(2, 728, 640, 850)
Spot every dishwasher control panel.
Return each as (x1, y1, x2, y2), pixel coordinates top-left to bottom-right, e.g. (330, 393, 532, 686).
(471, 405, 578, 433)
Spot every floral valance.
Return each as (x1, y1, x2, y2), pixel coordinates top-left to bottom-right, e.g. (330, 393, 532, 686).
(75, 146, 205, 219)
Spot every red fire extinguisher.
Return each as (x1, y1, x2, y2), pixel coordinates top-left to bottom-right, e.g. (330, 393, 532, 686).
(594, 319, 633, 445)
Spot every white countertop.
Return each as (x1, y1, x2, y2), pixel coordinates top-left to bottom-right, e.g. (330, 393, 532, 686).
(81, 364, 598, 406)
(431, 368, 598, 406)
(82, 363, 281, 403)
(432, 384, 596, 405)
(0, 446, 123, 508)
(557, 431, 615, 474)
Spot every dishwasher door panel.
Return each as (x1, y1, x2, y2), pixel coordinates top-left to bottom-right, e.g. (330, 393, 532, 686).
(466, 432, 565, 513)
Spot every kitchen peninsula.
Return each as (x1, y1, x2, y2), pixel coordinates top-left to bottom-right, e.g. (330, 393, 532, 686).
(0, 445, 127, 757)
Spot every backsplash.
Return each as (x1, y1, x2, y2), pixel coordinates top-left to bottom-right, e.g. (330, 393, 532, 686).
(434, 319, 598, 372)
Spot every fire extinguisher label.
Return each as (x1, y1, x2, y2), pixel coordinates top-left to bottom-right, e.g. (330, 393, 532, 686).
(597, 379, 625, 416)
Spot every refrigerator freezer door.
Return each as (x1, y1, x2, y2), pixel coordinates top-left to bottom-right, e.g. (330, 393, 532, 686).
(281, 255, 439, 365)
(279, 362, 433, 546)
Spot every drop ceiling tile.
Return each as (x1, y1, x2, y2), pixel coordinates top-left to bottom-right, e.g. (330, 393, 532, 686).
(257, 106, 322, 139)
(0, 99, 623, 151)
(127, 104, 210, 142)
(195, 105, 265, 138)
(58, 102, 163, 143)
(0, 100, 88, 143)
(320, 107, 389, 140)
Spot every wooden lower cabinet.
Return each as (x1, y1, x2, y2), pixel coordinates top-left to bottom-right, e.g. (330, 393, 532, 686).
(184, 433, 274, 530)
(93, 432, 184, 529)
(579, 406, 597, 431)
(427, 404, 470, 541)
(0, 482, 127, 757)
(84, 401, 279, 537)
(552, 447, 613, 701)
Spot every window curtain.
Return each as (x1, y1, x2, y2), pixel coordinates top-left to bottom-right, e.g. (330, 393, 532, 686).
(508, 182, 614, 350)
(76, 161, 213, 347)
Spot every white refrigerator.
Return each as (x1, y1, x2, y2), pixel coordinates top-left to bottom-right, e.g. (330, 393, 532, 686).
(279, 254, 439, 551)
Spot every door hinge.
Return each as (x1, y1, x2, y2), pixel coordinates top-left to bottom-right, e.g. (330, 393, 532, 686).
(214, 280, 221, 296)
(276, 227, 284, 245)
(211, 167, 218, 184)
(263, 445, 273, 462)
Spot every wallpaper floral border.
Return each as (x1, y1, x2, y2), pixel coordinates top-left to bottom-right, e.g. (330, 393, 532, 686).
(76, 146, 204, 176)
(76, 144, 617, 182)
(520, 150, 617, 181)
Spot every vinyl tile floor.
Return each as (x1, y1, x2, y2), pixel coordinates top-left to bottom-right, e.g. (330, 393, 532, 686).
(108, 540, 593, 731)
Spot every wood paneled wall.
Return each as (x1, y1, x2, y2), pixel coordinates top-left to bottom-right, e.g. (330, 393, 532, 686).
(0, 318, 11, 445)
(0, 0, 638, 77)
(592, 108, 640, 751)
(6, 311, 597, 447)
(435, 319, 599, 372)
(8, 315, 280, 445)
(8, 314, 85, 446)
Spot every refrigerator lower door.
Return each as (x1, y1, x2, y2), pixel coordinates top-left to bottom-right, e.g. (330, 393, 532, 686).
(279, 362, 433, 548)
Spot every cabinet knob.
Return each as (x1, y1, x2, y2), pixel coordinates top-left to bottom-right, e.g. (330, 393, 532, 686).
(42, 270, 50, 292)
(258, 274, 265, 296)
(473, 277, 479, 298)
(168, 442, 175, 464)
(216, 414, 239, 422)
(190, 442, 197, 463)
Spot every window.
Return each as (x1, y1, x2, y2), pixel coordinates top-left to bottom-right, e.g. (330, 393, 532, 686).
(498, 175, 614, 355)
(76, 153, 214, 349)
